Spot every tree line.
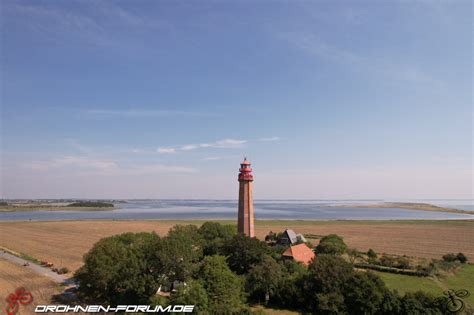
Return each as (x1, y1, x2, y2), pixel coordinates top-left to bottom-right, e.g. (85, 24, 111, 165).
(74, 222, 452, 314)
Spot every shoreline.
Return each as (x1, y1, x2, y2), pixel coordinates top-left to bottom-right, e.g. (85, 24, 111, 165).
(330, 202, 473, 215)
(0, 206, 115, 212)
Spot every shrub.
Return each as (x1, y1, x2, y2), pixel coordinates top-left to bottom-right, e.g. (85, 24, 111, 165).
(400, 291, 444, 314)
(395, 256, 410, 269)
(441, 252, 468, 264)
(367, 248, 378, 264)
(442, 253, 458, 262)
(264, 231, 278, 242)
(347, 248, 362, 264)
(456, 252, 468, 264)
(375, 254, 411, 270)
(58, 267, 69, 274)
(315, 234, 347, 256)
(379, 255, 396, 267)
(367, 248, 377, 259)
(354, 263, 429, 277)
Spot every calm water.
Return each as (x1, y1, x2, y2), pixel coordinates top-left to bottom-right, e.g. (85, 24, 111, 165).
(0, 200, 472, 221)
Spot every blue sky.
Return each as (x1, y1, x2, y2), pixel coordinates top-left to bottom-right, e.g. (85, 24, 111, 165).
(1, 0, 472, 199)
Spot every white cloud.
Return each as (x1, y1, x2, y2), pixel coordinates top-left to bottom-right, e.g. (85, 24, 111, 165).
(159, 138, 247, 154)
(213, 139, 247, 148)
(180, 144, 198, 151)
(191, 138, 247, 150)
(157, 147, 176, 154)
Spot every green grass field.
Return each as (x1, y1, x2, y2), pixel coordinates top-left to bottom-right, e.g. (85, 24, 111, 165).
(374, 264, 474, 307)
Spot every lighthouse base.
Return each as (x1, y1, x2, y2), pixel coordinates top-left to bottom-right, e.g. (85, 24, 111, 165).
(238, 180, 254, 237)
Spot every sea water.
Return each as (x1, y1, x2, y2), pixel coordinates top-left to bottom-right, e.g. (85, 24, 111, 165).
(0, 199, 472, 221)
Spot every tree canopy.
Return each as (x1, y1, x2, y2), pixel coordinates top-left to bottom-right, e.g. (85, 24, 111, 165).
(74, 232, 160, 305)
(156, 225, 204, 282)
(315, 234, 347, 256)
(197, 255, 245, 314)
(198, 221, 236, 255)
(222, 235, 270, 275)
(246, 255, 284, 304)
(73, 224, 448, 314)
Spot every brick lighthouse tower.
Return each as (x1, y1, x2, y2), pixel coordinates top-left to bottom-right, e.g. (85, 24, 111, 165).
(238, 157, 254, 237)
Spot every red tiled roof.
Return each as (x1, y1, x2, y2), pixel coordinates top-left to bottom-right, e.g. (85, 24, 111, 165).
(282, 243, 315, 266)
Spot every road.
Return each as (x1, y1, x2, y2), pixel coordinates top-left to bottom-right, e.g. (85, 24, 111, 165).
(0, 250, 74, 285)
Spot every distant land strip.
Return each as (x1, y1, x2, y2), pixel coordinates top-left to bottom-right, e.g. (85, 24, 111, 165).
(333, 202, 474, 215)
(0, 201, 114, 212)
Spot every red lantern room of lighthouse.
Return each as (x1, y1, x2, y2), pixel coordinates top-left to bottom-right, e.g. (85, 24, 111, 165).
(237, 157, 255, 237)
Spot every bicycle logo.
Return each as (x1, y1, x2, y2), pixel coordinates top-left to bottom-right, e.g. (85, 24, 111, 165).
(5, 287, 33, 315)
(434, 289, 470, 314)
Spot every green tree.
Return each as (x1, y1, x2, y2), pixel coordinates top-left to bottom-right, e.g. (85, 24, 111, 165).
(315, 234, 347, 256)
(343, 272, 385, 315)
(303, 254, 354, 312)
(379, 289, 402, 315)
(170, 280, 209, 314)
(245, 255, 283, 305)
(264, 231, 277, 242)
(198, 222, 236, 256)
(400, 291, 443, 314)
(367, 248, 378, 264)
(74, 232, 160, 305)
(274, 260, 307, 309)
(222, 235, 270, 275)
(157, 225, 204, 282)
(197, 255, 245, 314)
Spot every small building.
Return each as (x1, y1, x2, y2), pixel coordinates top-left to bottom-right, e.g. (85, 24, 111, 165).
(277, 229, 308, 245)
(282, 243, 315, 266)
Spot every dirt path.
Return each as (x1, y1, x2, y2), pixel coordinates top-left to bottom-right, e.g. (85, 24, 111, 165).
(0, 251, 73, 285)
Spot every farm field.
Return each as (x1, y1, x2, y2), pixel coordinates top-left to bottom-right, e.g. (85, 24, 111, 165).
(374, 264, 474, 308)
(0, 220, 472, 273)
(0, 258, 60, 315)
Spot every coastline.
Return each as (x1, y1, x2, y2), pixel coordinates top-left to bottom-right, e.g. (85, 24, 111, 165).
(0, 205, 115, 212)
(329, 202, 473, 215)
